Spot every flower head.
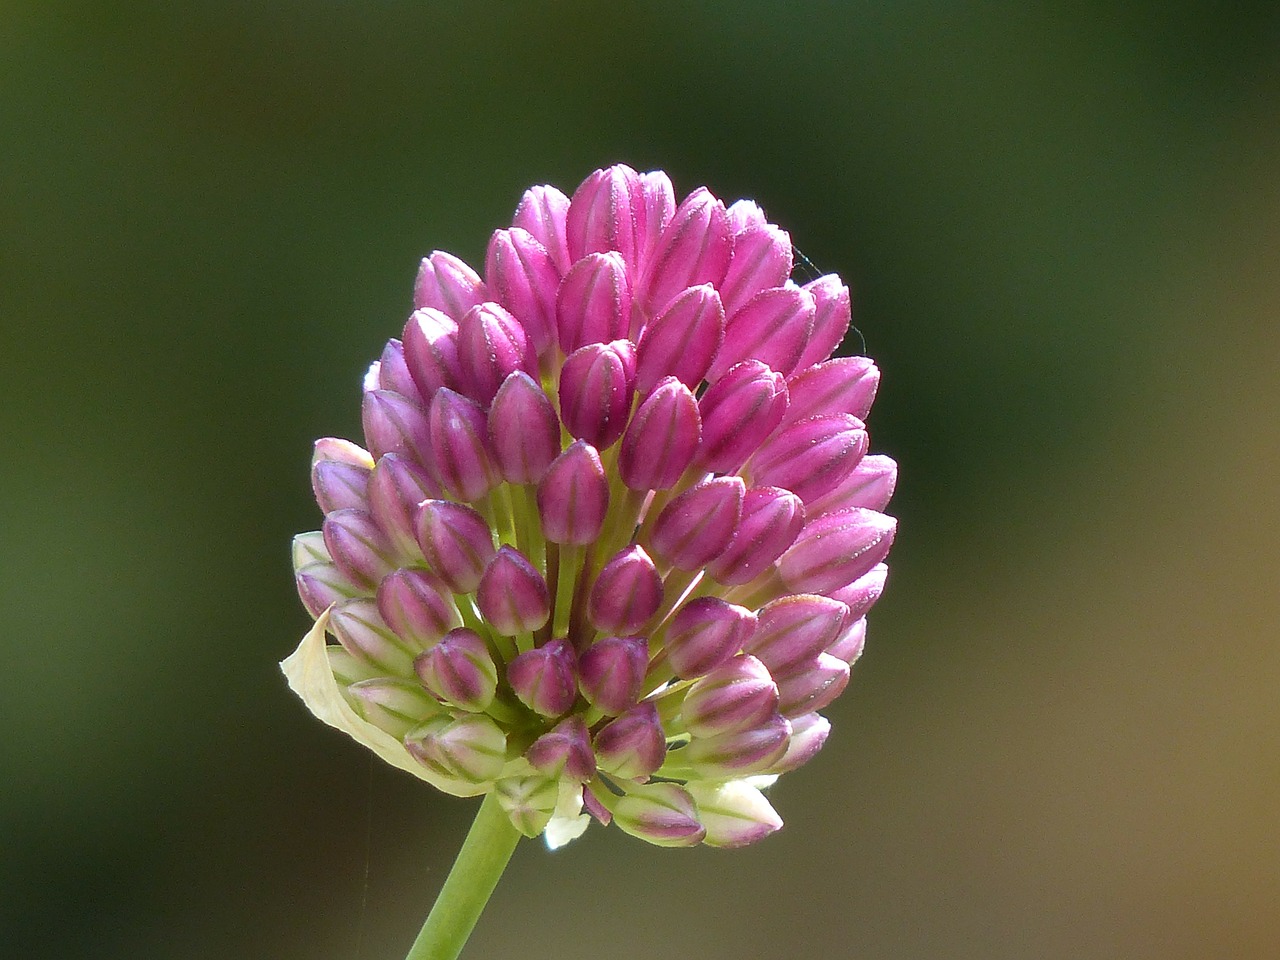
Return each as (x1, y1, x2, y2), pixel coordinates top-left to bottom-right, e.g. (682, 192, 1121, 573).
(284, 164, 897, 849)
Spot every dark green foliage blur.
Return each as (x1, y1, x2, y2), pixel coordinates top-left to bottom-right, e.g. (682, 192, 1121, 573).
(3, 3, 1278, 958)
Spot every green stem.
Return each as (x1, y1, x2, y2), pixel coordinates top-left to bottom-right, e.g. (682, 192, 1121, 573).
(403, 793, 522, 960)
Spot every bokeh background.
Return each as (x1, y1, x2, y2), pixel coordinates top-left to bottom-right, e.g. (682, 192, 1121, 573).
(4, 3, 1279, 958)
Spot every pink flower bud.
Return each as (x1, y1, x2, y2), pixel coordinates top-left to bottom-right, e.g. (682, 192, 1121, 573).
(686, 780, 783, 849)
(749, 413, 869, 504)
(780, 356, 880, 426)
(322, 508, 395, 590)
(484, 227, 559, 356)
(402, 308, 462, 400)
(295, 561, 359, 618)
(764, 711, 831, 775)
(454, 302, 534, 406)
(650, 476, 744, 571)
(795, 275, 852, 371)
(578, 635, 649, 715)
(311, 458, 370, 514)
(588, 546, 663, 635)
(708, 286, 816, 381)
(507, 638, 578, 717)
(414, 499, 497, 594)
(680, 653, 779, 738)
(746, 594, 847, 675)
(807, 453, 898, 516)
(330, 597, 415, 674)
(593, 701, 666, 780)
(366, 453, 439, 557)
(618, 377, 701, 491)
(404, 713, 506, 784)
(346, 677, 442, 738)
(413, 627, 498, 711)
(640, 187, 732, 314)
(774, 652, 850, 717)
(633, 284, 725, 394)
(566, 164, 641, 266)
(778, 507, 897, 595)
(828, 564, 888, 621)
(678, 713, 791, 778)
(556, 251, 631, 353)
(428, 388, 497, 503)
(513, 184, 572, 274)
(725, 198, 767, 233)
(525, 716, 596, 782)
(558, 340, 635, 451)
(695, 360, 789, 473)
(537, 441, 609, 545)
(413, 251, 488, 320)
(476, 546, 551, 636)
(487, 371, 561, 484)
(312, 437, 374, 470)
(633, 170, 676, 279)
(361, 389, 431, 465)
(706, 486, 805, 586)
(376, 567, 461, 648)
(611, 782, 705, 847)
(719, 222, 793, 318)
(825, 615, 867, 665)
(664, 597, 758, 679)
(376, 338, 426, 406)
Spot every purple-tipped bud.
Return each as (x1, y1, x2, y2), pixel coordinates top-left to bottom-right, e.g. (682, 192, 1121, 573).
(778, 507, 897, 594)
(476, 546, 551, 636)
(376, 567, 461, 649)
(494, 775, 561, 838)
(588, 546, 663, 635)
(367, 454, 439, 557)
(556, 251, 631, 353)
(526, 716, 596, 782)
(825, 615, 867, 665)
(404, 713, 506, 784)
(687, 780, 784, 849)
(593, 702, 666, 780)
(507, 637, 579, 717)
(566, 164, 641, 266)
(706, 486, 805, 586)
(633, 170, 676, 279)
(487, 371, 561, 484)
(641, 187, 732, 314)
(311, 458, 371, 514)
(726, 198, 767, 234)
(611, 782, 705, 847)
(454, 302, 534, 405)
(664, 597, 758, 679)
(577, 636, 649, 715)
(708, 286, 816, 381)
(618, 377, 701, 491)
(558, 340, 635, 451)
(322, 508, 395, 590)
(428, 388, 497, 503)
(828, 564, 888, 622)
(413, 251, 488, 320)
(376, 339, 426, 406)
(361, 389, 432, 466)
(719, 222, 793, 318)
(295, 561, 360, 619)
(746, 594, 847, 675)
(312, 437, 374, 470)
(402, 308, 462, 400)
(330, 598, 415, 674)
(774, 652, 850, 717)
(650, 476, 744, 571)
(807, 453, 898, 516)
(414, 500, 496, 594)
(780, 356, 880, 427)
(513, 184, 572, 274)
(764, 711, 830, 775)
(795, 275, 852, 371)
(484, 228, 559, 356)
(633, 284, 725, 394)
(413, 627, 498, 711)
(750, 413, 869, 504)
(537, 441, 609, 545)
(695, 360, 789, 473)
(677, 713, 791, 778)
(680, 654, 779, 737)
(346, 677, 442, 738)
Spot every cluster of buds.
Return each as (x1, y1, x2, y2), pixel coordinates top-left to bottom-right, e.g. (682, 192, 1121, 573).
(284, 164, 896, 849)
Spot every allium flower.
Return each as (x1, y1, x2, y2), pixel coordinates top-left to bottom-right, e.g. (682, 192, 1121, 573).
(284, 164, 897, 851)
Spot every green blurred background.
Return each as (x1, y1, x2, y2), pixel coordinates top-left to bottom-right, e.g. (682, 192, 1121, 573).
(4, 2, 1278, 958)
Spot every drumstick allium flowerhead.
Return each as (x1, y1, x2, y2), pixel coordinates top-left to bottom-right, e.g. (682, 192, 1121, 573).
(284, 164, 897, 850)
